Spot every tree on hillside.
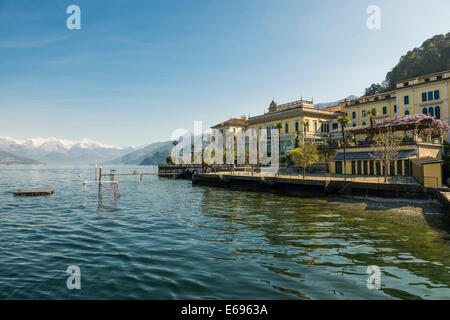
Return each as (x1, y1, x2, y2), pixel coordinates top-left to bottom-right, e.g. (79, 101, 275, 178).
(364, 83, 385, 96)
(289, 144, 319, 178)
(364, 33, 450, 95)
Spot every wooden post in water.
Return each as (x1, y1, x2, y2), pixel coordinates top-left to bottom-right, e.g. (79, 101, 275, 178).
(95, 164, 98, 181)
(98, 167, 102, 197)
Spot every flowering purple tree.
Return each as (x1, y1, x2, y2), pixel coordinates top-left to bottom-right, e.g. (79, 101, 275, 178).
(374, 114, 450, 134)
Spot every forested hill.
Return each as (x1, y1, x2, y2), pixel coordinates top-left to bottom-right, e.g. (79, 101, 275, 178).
(365, 33, 450, 96)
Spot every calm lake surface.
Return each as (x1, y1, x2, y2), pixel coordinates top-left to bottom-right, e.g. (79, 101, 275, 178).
(0, 166, 449, 299)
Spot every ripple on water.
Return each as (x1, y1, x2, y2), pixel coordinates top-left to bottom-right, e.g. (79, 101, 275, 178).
(0, 166, 449, 299)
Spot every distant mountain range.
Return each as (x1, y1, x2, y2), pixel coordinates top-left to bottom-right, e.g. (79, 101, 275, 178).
(0, 149, 41, 165)
(108, 141, 173, 165)
(139, 150, 171, 166)
(315, 95, 358, 109)
(0, 136, 134, 165)
(0, 94, 357, 166)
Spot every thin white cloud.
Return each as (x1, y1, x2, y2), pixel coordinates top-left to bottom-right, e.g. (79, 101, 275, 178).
(0, 35, 68, 48)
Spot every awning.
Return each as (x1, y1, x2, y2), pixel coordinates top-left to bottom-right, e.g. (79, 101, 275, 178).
(330, 149, 417, 161)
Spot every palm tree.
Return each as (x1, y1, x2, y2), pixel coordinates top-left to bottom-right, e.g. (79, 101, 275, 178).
(275, 122, 283, 174)
(302, 121, 309, 144)
(337, 115, 350, 179)
(367, 109, 377, 142)
(294, 130, 301, 148)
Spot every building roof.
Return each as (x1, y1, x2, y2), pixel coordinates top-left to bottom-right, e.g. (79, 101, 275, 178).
(395, 70, 449, 83)
(411, 157, 443, 164)
(321, 105, 342, 112)
(211, 118, 248, 128)
(330, 149, 417, 161)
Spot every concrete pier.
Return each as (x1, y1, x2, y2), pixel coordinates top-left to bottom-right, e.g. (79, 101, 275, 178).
(192, 173, 439, 200)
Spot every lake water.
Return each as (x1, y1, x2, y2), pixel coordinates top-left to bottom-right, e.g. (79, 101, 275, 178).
(0, 166, 449, 299)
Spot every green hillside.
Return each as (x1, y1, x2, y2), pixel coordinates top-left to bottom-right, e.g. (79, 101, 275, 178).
(365, 33, 450, 96)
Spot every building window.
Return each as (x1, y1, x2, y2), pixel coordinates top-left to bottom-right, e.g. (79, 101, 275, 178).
(423, 107, 428, 115)
(435, 106, 441, 119)
(374, 97, 379, 101)
(332, 123, 338, 130)
(382, 106, 387, 114)
(314, 122, 317, 132)
(422, 92, 427, 102)
(403, 95, 409, 105)
(362, 109, 366, 117)
(404, 109, 410, 115)
(403, 82, 409, 87)
(362, 121, 366, 126)
(352, 122, 356, 127)
(425, 77, 430, 82)
(397, 160, 403, 176)
(434, 90, 440, 100)
(295, 121, 299, 132)
(437, 75, 442, 80)
(352, 111, 356, 119)
(428, 91, 433, 101)
(394, 105, 397, 113)
(385, 95, 390, 99)
(285, 123, 289, 133)
(428, 107, 434, 117)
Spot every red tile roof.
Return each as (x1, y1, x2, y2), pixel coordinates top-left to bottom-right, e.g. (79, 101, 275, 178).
(211, 118, 248, 128)
(321, 105, 342, 112)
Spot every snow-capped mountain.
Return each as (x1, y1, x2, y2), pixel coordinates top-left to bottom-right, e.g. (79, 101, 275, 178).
(0, 136, 134, 165)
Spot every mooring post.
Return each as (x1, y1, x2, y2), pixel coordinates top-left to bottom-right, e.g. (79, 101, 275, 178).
(139, 174, 143, 182)
(98, 167, 102, 197)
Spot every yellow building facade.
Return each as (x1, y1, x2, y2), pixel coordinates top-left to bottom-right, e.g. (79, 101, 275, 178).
(246, 100, 342, 154)
(210, 70, 449, 187)
(340, 70, 450, 139)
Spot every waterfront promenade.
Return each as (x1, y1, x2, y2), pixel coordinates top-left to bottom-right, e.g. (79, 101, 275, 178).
(206, 171, 420, 186)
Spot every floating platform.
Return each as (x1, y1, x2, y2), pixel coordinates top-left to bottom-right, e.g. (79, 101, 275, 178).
(13, 189, 54, 196)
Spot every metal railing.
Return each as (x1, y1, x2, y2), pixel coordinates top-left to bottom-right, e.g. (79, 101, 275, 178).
(203, 169, 419, 185)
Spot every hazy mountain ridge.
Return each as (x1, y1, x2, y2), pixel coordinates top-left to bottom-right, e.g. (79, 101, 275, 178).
(0, 136, 134, 165)
(108, 141, 173, 165)
(139, 150, 170, 166)
(0, 149, 41, 165)
(315, 95, 358, 109)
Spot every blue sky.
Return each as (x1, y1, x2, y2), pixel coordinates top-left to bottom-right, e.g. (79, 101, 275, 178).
(0, 0, 449, 147)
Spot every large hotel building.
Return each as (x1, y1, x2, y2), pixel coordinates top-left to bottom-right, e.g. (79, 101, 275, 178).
(211, 70, 450, 187)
